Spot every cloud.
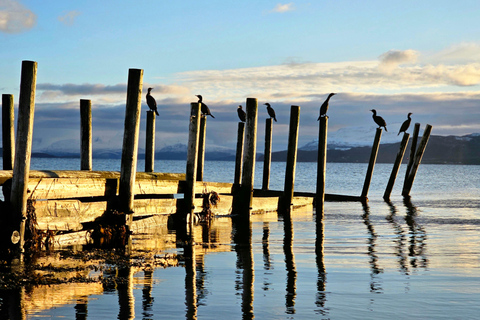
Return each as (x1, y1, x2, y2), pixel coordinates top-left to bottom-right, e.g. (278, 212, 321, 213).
(58, 10, 81, 26)
(378, 49, 419, 72)
(0, 0, 36, 33)
(271, 3, 295, 13)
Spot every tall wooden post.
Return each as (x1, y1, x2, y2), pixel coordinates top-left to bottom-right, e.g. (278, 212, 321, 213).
(402, 124, 432, 196)
(282, 106, 300, 214)
(145, 110, 155, 172)
(316, 116, 328, 216)
(234, 122, 245, 187)
(196, 115, 206, 181)
(80, 99, 92, 171)
(404, 123, 420, 185)
(119, 68, 143, 227)
(262, 118, 273, 190)
(185, 103, 201, 219)
(361, 128, 382, 200)
(383, 133, 410, 201)
(2, 94, 15, 170)
(10, 60, 37, 252)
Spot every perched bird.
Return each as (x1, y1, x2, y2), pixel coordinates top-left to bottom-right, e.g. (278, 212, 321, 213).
(317, 93, 336, 120)
(237, 105, 246, 122)
(146, 88, 159, 116)
(370, 109, 388, 131)
(398, 112, 412, 136)
(264, 103, 277, 122)
(196, 95, 215, 118)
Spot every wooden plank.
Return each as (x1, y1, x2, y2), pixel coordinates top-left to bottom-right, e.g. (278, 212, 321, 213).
(133, 198, 178, 216)
(27, 178, 111, 199)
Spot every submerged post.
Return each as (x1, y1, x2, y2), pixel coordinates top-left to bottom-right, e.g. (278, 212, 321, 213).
(80, 99, 92, 171)
(383, 133, 410, 201)
(262, 118, 273, 190)
(404, 123, 420, 186)
(402, 124, 432, 196)
(196, 115, 206, 181)
(282, 106, 300, 214)
(185, 103, 201, 218)
(361, 128, 382, 200)
(145, 110, 155, 172)
(316, 116, 328, 215)
(10, 60, 37, 252)
(2, 94, 15, 170)
(233, 122, 245, 187)
(119, 68, 143, 226)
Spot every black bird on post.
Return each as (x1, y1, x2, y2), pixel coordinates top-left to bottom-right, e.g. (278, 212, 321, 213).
(370, 109, 388, 131)
(398, 112, 412, 136)
(237, 105, 246, 122)
(317, 93, 336, 120)
(264, 103, 277, 122)
(146, 88, 159, 116)
(196, 95, 215, 118)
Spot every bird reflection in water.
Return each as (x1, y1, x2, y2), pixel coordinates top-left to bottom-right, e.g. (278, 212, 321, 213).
(362, 202, 384, 294)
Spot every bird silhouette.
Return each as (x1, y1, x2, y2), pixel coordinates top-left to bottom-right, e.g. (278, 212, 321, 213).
(237, 105, 246, 122)
(146, 88, 159, 116)
(398, 112, 412, 136)
(317, 93, 336, 120)
(370, 109, 388, 131)
(196, 95, 215, 118)
(264, 103, 277, 122)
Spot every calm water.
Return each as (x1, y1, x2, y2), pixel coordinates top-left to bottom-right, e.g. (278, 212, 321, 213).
(1, 158, 480, 319)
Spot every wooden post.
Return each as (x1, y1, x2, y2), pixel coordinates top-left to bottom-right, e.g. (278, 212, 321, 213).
(316, 116, 328, 216)
(404, 122, 420, 186)
(145, 110, 155, 172)
(282, 106, 300, 214)
(80, 99, 92, 171)
(383, 133, 410, 201)
(262, 118, 273, 190)
(196, 115, 206, 181)
(361, 128, 382, 200)
(2, 94, 15, 170)
(234, 122, 245, 187)
(119, 68, 143, 226)
(185, 103, 201, 218)
(10, 60, 37, 252)
(402, 124, 432, 196)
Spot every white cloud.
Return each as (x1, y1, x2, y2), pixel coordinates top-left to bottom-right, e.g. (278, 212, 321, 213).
(0, 0, 36, 33)
(378, 49, 419, 72)
(271, 3, 295, 13)
(58, 10, 81, 26)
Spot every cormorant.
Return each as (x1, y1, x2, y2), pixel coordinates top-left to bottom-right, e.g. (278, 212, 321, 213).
(237, 105, 246, 122)
(317, 93, 336, 120)
(264, 103, 277, 122)
(196, 95, 215, 118)
(146, 88, 159, 116)
(370, 109, 388, 131)
(398, 112, 412, 136)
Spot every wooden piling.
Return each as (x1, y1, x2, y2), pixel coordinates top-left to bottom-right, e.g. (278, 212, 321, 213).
(262, 118, 273, 190)
(404, 122, 420, 186)
(402, 124, 432, 196)
(118, 68, 143, 225)
(80, 99, 92, 171)
(2, 94, 15, 170)
(282, 106, 300, 213)
(10, 60, 37, 252)
(383, 133, 410, 201)
(361, 128, 382, 200)
(184, 103, 201, 218)
(145, 110, 155, 173)
(234, 122, 245, 187)
(316, 116, 328, 215)
(196, 115, 206, 181)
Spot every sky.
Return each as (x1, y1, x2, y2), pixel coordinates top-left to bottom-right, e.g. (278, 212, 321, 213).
(1, 0, 480, 154)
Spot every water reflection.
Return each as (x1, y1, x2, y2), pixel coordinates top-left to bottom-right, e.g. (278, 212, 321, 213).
(385, 201, 409, 275)
(403, 197, 428, 269)
(361, 203, 383, 294)
(315, 217, 328, 317)
(262, 222, 272, 291)
(141, 270, 154, 319)
(283, 215, 297, 314)
(184, 232, 197, 319)
(0, 287, 26, 320)
(74, 298, 88, 320)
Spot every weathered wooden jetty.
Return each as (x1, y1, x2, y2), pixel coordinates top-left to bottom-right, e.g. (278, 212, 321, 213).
(0, 61, 432, 253)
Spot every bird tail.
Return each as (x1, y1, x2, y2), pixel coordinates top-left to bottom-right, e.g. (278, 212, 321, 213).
(397, 132, 400, 136)
(385, 127, 388, 132)
(274, 117, 277, 122)
(155, 110, 159, 116)
(210, 114, 215, 118)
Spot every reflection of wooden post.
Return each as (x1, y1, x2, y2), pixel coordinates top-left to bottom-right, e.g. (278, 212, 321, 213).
(80, 99, 92, 171)
(234, 122, 245, 187)
(316, 116, 328, 216)
(262, 118, 273, 190)
(145, 110, 155, 172)
(119, 68, 143, 227)
(2, 94, 15, 170)
(402, 124, 432, 196)
(361, 128, 382, 200)
(117, 267, 135, 319)
(282, 106, 300, 213)
(196, 115, 206, 181)
(184, 238, 197, 319)
(404, 123, 420, 186)
(10, 61, 37, 252)
(383, 133, 410, 201)
(185, 103, 201, 218)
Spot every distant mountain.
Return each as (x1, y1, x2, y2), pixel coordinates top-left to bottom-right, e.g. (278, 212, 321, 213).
(155, 144, 236, 161)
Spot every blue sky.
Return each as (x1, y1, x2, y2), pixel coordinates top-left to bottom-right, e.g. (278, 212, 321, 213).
(1, 0, 480, 153)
